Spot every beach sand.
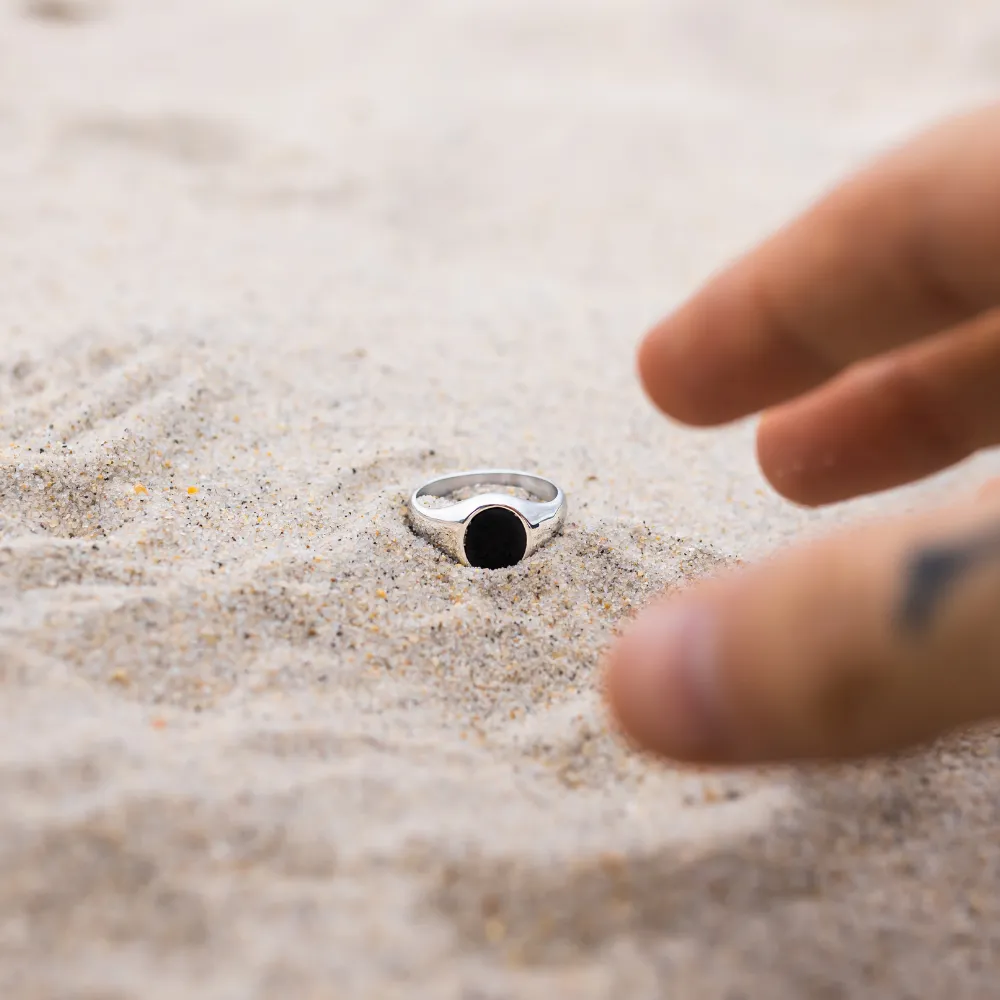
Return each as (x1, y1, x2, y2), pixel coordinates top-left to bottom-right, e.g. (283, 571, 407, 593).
(3, 1, 1000, 996)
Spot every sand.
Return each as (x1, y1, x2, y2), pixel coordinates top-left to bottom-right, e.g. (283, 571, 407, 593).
(4, 1, 1000, 997)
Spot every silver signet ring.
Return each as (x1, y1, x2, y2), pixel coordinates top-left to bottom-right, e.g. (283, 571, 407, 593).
(407, 469, 567, 568)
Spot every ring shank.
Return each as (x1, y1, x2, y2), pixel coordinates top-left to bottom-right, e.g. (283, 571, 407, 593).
(414, 470, 558, 503)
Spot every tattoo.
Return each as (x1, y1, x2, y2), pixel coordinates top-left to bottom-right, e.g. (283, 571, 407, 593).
(897, 521, 1000, 634)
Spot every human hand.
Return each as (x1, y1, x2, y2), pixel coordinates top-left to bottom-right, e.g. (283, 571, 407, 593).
(605, 104, 1000, 764)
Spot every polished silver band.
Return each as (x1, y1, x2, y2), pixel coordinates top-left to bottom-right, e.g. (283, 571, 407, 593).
(407, 469, 567, 568)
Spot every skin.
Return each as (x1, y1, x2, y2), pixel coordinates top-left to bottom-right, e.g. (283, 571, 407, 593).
(604, 103, 1000, 765)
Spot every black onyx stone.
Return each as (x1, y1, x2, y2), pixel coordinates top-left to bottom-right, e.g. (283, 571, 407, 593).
(463, 507, 527, 569)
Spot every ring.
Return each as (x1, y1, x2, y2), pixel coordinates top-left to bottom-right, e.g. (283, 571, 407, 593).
(407, 469, 567, 569)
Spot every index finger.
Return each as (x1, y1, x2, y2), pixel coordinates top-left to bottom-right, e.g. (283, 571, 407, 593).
(639, 105, 1000, 427)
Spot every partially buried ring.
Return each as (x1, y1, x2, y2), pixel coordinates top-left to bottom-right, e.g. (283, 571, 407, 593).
(407, 469, 567, 569)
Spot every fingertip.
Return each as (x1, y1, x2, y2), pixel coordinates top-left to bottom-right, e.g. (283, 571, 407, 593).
(635, 322, 664, 409)
(755, 413, 829, 507)
(638, 257, 835, 429)
(636, 315, 712, 427)
(602, 616, 650, 745)
(603, 601, 730, 761)
(602, 644, 636, 746)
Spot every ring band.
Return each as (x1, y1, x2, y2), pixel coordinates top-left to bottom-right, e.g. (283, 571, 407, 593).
(407, 469, 567, 568)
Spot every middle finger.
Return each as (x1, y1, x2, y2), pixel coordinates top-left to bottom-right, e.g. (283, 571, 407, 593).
(757, 309, 1000, 505)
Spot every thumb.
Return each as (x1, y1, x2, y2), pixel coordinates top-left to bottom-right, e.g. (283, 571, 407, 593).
(604, 488, 1000, 764)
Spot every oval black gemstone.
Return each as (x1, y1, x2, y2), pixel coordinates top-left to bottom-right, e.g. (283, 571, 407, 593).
(463, 507, 527, 569)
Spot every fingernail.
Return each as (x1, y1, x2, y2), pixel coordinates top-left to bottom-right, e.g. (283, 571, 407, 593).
(609, 603, 728, 760)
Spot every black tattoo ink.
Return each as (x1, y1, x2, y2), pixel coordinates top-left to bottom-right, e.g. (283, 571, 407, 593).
(897, 521, 1000, 634)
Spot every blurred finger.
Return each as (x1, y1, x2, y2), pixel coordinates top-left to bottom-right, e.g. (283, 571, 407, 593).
(639, 104, 1000, 426)
(605, 489, 1000, 763)
(756, 308, 1000, 505)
